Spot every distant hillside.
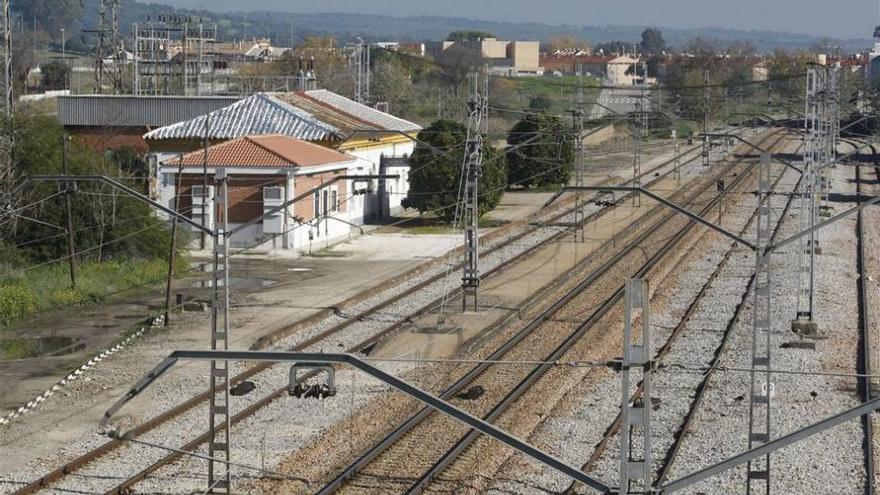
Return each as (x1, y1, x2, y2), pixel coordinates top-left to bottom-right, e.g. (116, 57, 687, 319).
(68, 1, 874, 53)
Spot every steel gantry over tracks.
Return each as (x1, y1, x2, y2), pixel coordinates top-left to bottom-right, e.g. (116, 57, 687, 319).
(103, 350, 880, 494)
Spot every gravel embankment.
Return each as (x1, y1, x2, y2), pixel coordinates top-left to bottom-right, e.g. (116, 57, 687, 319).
(661, 160, 865, 493)
(483, 135, 864, 495)
(478, 148, 778, 494)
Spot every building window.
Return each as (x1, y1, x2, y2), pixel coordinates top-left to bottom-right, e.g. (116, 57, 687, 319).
(330, 186, 339, 212)
(313, 191, 321, 218)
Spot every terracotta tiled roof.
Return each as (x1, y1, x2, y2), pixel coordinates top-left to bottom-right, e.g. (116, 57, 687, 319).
(174, 134, 354, 168)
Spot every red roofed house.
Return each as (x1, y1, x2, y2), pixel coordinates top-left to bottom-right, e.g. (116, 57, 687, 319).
(165, 134, 359, 253)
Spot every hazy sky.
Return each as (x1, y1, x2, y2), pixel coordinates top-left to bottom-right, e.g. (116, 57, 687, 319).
(166, 0, 878, 39)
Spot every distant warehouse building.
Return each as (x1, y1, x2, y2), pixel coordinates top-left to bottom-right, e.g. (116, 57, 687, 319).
(168, 134, 359, 252)
(57, 95, 240, 153)
(427, 37, 543, 77)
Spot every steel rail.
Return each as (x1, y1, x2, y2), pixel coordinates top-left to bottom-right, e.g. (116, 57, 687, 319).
(852, 138, 876, 495)
(319, 131, 771, 495)
(568, 130, 793, 491)
(408, 130, 789, 495)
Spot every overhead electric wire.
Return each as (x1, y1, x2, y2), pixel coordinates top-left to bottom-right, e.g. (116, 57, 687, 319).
(0, 219, 171, 277)
(355, 356, 880, 380)
(0, 191, 64, 220)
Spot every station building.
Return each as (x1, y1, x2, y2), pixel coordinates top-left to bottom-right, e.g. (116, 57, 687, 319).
(145, 90, 420, 226)
(167, 134, 360, 253)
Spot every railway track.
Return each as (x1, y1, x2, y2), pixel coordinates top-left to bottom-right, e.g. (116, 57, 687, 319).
(10, 141, 704, 495)
(566, 134, 870, 495)
(616, 135, 877, 495)
(646, 134, 802, 491)
(311, 129, 786, 495)
(563, 132, 800, 493)
(853, 138, 875, 495)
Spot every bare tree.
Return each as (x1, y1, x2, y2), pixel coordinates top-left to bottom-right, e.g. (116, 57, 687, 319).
(434, 44, 482, 97)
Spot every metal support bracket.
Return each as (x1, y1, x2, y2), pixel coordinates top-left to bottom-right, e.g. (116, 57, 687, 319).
(621, 278, 653, 494)
(747, 154, 773, 494)
(554, 186, 756, 250)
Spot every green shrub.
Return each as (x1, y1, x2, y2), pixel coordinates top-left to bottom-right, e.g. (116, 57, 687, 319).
(0, 255, 187, 328)
(0, 284, 39, 323)
(675, 121, 694, 138)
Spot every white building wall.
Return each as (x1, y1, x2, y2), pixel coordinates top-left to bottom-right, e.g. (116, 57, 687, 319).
(345, 139, 415, 219)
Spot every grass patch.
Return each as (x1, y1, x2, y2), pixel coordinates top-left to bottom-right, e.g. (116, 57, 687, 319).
(0, 257, 186, 329)
(503, 75, 601, 114)
(0, 336, 76, 359)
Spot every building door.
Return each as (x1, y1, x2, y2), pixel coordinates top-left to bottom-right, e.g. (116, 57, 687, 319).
(313, 191, 321, 237)
(322, 189, 330, 236)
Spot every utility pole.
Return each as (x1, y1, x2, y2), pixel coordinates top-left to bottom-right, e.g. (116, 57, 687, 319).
(62, 134, 77, 289)
(163, 155, 184, 327)
(641, 62, 649, 136)
(182, 19, 188, 95)
(747, 153, 773, 494)
(84, 0, 122, 94)
(1, 0, 12, 182)
(572, 63, 586, 242)
(96, 2, 105, 92)
(61, 27, 65, 74)
(366, 42, 371, 104)
(483, 63, 490, 134)
(200, 111, 211, 250)
(197, 23, 203, 96)
(3, 0, 11, 116)
(133, 23, 139, 94)
(673, 127, 681, 181)
(702, 71, 710, 167)
(793, 65, 821, 336)
(633, 96, 642, 207)
(206, 168, 232, 493)
(353, 38, 371, 104)
(461, 75, 484, 312)
(620, 278, 653, 494)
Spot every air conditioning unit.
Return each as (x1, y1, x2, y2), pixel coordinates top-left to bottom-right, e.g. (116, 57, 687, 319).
(263, 186, 285, 234)
(191, 185, 215, 232)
